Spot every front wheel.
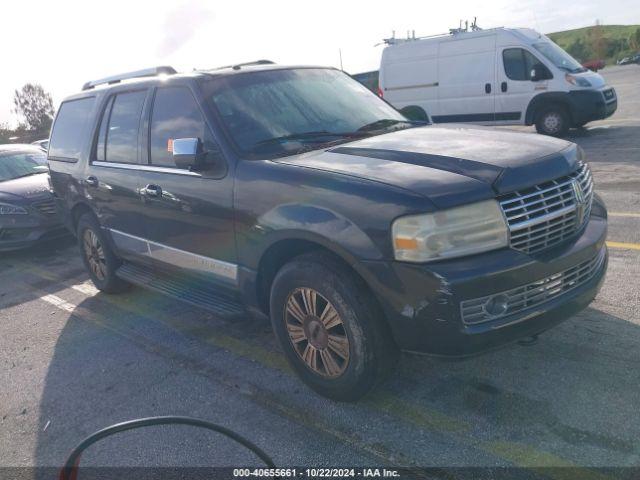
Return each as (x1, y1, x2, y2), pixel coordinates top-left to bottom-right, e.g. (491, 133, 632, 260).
(269, 253, 398, 401)
(535, 106, 570, 137)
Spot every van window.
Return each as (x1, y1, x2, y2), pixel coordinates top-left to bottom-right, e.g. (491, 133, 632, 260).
(49, 97, 95, 161)
(102, 91, 146, 164)
(503, 49, 549, 81)
(149, 87, 211, 168)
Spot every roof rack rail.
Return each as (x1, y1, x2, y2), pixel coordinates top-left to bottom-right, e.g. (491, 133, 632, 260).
(82, 66, 177, 91)
(212, 59, 275, 71)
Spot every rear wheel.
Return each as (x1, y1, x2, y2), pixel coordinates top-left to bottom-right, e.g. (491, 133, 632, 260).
(269, 253, 398, 401)
(535, 105, 570, 137)
(77, 213, 129, 293)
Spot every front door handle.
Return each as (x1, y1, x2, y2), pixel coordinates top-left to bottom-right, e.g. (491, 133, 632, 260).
(85, 175, 98, 187)
(485, 83, 491, 94)
(142, 184, 162, 197)
(501, 81, 508, 92)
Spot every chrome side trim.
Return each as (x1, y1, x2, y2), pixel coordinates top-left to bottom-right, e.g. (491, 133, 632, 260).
(108, 228, 238, 284)
(92, 161, 201, 177)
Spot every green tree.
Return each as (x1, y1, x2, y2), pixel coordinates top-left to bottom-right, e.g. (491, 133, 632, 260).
(12, 83, 55, 134)
(567, 38, 589, 61)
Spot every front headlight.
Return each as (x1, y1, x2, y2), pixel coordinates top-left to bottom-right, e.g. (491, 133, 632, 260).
(565, 73, 591, 87)
(392, 200, 509, 262)
(0, 203, 29, 215)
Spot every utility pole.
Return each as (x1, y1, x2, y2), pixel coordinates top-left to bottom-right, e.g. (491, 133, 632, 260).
(339, 49, 344, 71)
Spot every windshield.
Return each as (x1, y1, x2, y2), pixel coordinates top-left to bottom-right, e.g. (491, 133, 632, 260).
(0, 151, 48, 182)
(207, 68, 408, 158)
(533, 41, 586, 73)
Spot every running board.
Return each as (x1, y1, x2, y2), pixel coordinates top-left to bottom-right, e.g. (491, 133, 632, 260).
(116, 262, 245, 317)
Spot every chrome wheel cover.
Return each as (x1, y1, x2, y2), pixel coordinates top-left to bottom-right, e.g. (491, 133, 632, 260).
(284, 288, 350, 378)
(83, 229, 107, 281)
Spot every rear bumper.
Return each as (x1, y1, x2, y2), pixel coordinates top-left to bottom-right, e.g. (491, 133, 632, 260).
(360, 207, 608, 356)
(568, 88, 617, 125)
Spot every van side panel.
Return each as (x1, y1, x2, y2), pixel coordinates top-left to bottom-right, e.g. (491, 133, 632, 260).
(434, 33, 496, 123)
(380, 41, 439, 116)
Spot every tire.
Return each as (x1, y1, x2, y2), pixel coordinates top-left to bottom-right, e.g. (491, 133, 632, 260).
(77, 213, 130, 293)
(535, 105, 570, 137)
(269, 252, 398, 401)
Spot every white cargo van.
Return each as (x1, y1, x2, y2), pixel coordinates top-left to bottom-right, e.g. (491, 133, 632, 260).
(378, 27, 617, 136)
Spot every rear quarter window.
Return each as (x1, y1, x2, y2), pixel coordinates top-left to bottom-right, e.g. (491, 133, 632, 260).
(49, 97, 95, 161)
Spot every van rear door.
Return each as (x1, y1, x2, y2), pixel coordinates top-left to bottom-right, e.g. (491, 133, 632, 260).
(433, 33, 496, 124)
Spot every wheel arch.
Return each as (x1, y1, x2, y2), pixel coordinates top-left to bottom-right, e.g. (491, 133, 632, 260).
(70, 201, 97, 235)
(252, 233, 384, 320)
(525, 92, 574, 126)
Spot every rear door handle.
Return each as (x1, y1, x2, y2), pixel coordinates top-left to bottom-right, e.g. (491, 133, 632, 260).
(85, 175, 98, 187)
(485, 83, 491, 94)
(501, 81, 508, 92)
(142, 184, 162, 197)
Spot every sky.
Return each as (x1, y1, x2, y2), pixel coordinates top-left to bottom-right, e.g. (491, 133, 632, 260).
(2, 0, 639, 126)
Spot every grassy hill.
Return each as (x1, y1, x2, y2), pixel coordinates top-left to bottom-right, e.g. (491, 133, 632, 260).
(548, 24, 640, 64)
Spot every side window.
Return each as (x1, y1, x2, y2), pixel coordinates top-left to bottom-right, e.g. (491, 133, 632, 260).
(523, 50, 551, 79)
(49, 97, 95, 161)
(149, 87, 212, 168)
(503, 48, 551, 81)
(503, 48, 527, 81)
(98, 90, 146, 164)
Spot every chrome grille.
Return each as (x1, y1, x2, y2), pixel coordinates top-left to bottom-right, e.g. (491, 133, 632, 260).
(460, 249, 605, 325)
(499, 162, 593, 254)
(32, 198, 57, 216)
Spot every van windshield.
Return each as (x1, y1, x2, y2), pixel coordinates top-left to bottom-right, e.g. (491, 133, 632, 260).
(533, 42, 586, 73)
(206, 68, 409, 158)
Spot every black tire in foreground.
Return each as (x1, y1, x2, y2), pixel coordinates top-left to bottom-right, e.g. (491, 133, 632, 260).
(269, 252, 398, 401)
(535, 105, 570, 137)
(77, 213, 130, 294)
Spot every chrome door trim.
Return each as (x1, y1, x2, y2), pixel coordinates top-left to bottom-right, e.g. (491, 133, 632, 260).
(92, 161, 201, 177)
(108, 228, 238, 284)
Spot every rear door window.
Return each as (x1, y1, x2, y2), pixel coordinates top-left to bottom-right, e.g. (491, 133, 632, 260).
(97, 90, 147, 164)
(149, 87, 211, 168)
(49, 97, 95, 161)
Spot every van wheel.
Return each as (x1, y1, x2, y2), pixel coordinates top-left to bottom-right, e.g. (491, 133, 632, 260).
(77, 213, 130, 293)
(535, 105, 569, 137)
(399, 105, 429, 122)
(269, 253, 398, 401)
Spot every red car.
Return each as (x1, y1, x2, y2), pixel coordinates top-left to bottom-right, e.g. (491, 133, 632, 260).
(582, 59, 605, 71)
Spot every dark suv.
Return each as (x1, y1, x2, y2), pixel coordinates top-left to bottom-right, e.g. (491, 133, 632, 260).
(48, 62, 608, 401)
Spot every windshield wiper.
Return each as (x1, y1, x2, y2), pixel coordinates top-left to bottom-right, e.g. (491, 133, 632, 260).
(357, 118, 423, 132)
(254, 131, 366, 148)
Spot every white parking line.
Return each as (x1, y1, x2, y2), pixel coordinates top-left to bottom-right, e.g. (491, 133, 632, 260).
(40, 294, 77, 313)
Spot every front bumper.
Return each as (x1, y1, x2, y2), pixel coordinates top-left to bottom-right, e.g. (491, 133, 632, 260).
(568, 87, 617, 125)
(0, 214, 66, 252)
(361, 205, 608, 356)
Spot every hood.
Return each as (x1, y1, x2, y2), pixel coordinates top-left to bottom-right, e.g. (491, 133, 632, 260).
(276, 125, 578, 209)
(0, 173, 52, 203)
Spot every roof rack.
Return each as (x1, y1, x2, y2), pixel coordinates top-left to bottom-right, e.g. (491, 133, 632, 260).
(212, 59, 275, 71)
(82, 66, 177, 91)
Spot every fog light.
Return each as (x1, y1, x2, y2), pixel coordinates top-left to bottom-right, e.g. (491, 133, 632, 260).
(484, 294, 509, 317)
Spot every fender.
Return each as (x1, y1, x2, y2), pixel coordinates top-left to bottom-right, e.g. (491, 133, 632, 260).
(235, 203, 389, 312)
(246, 203, 385, 269)
(524, 91, 572, 125)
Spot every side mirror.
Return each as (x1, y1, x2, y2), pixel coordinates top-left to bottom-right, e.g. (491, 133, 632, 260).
(173, 137, 225, 172)
(172, 138, 203, 170)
